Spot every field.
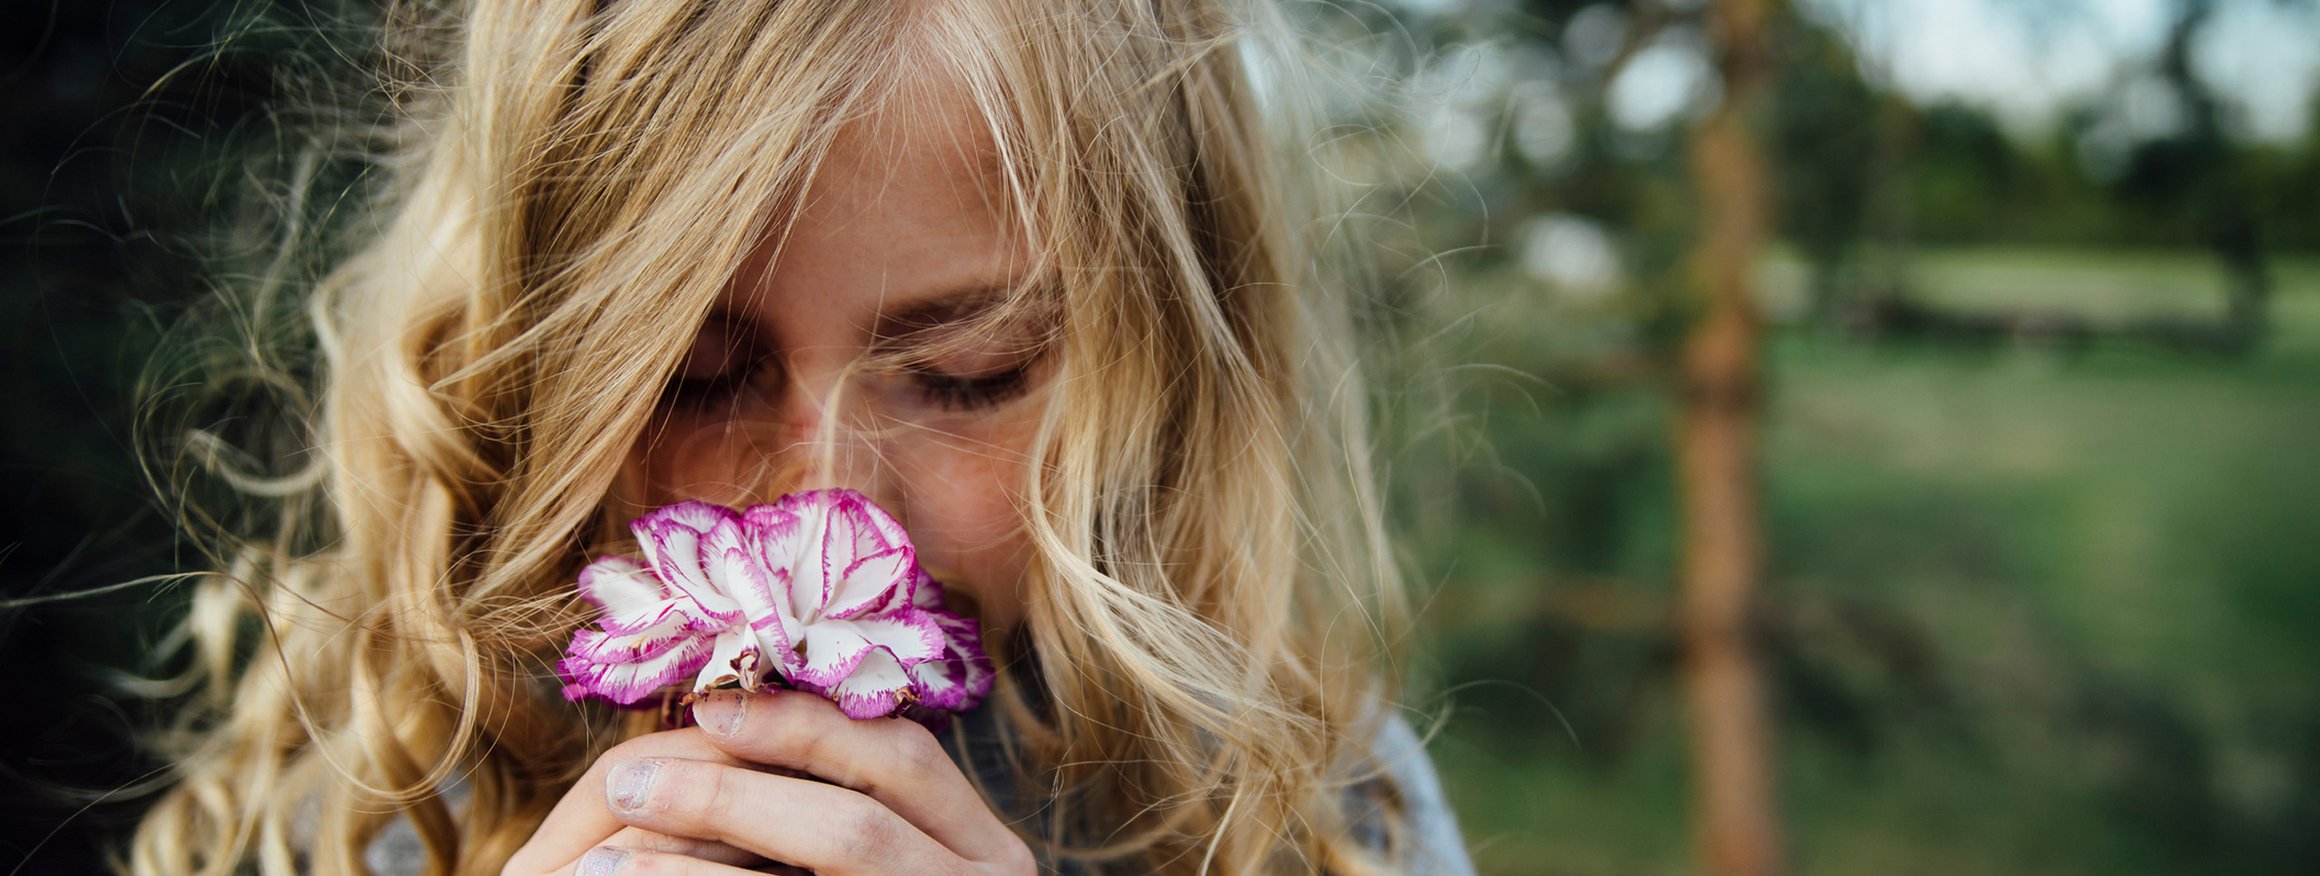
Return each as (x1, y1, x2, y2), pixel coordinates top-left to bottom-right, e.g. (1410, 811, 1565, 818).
(1421, 248, 2320, 875)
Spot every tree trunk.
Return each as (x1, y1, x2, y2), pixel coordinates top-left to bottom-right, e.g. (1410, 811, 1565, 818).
(1678, 1, 1784, 876)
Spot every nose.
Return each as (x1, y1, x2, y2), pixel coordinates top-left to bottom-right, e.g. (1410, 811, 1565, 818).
(756, 366, 896, 511)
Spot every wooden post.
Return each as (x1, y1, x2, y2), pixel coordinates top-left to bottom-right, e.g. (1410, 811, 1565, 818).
(1678, 1, 1784, 875)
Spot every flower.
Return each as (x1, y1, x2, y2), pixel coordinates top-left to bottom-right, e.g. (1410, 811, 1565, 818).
(555, 490, 993, 719)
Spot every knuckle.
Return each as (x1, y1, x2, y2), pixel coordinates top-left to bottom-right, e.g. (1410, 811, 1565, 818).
(888, 724, 949, 778)
(670, 760, 726, 823)
(625, 828, 701, 856)
(764, 711, 817, 763)
(622, 850, 678, 875)
(968, 830, 1036, 875)
(995, 838, 1037, 873)
(837, 795, 900, 860)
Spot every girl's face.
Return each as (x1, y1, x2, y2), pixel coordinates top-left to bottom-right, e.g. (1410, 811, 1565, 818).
(627, 85, 1047, 635)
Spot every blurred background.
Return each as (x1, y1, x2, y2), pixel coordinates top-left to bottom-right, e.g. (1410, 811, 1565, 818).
(3, 0, 2316, 873)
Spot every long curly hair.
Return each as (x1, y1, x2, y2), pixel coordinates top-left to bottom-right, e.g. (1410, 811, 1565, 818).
(126, 0, 1417, 872)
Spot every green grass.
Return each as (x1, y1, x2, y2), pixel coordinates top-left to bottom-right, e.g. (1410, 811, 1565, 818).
(1422, 247, 2320, 875)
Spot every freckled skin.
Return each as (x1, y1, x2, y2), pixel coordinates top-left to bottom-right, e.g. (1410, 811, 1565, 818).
(628, 85, 1041, 636)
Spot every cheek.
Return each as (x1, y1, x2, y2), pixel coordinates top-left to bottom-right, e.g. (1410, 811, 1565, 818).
(882, 422, 1040, 630)
(631, 413, 779, 507)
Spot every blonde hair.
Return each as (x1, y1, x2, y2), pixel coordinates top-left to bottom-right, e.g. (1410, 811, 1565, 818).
(128, 0, 1414, 873)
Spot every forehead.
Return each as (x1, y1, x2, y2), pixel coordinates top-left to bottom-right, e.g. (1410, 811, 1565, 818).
(725, 68, 1023, 334)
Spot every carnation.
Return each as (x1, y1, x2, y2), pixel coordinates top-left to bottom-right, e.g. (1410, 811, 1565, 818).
(555, 490, 993, 720)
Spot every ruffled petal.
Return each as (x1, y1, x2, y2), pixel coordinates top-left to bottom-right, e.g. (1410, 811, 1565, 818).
(909, 609, 993, 712)
(751, 621, 798, 681)
(597, 597, 714, 636)
(826, 648, 915, 719)
(904, 650, 969, 711)
(827, 489, 909, 553)
(558, 629, 716, 705)
(808, 491, 904, 610)
(741, 501, 809, 568)
(793, 613, 944, 686)
(691, 628, 768, 693)
(823, 546, 914, 620)
(786, 503, 836, 620)
(907, 568, 942, 611)
(740, 503, 813, 621)
(577, 556, 665, 615)
(637, 499, 733, 535)
(704, 519, 790, 627)
(634, 503, 744, 622)
(793, 619, 872, 687)
(856, 612, 946, 666)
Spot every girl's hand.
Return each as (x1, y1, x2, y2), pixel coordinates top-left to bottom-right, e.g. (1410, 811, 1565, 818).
(501, 690, 1035, 875)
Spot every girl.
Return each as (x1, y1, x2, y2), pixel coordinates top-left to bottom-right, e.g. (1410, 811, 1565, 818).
(128, 0, 1473, 873)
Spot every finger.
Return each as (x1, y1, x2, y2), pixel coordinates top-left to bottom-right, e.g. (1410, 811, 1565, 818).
(504, 730, 748, 872)
(603, 756, 959, 876)
(690, 690, 1019, 862)
(568, 845, 770, 876)
(598, 827, 764, 868)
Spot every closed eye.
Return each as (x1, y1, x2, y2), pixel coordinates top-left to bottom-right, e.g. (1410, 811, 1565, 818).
(874, 284, 1056, 413)
(661, 315, 770, 410)
(910, 363, 1033, 411)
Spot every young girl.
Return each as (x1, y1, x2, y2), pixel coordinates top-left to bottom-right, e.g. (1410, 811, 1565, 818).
(129, 0, 1472, 872)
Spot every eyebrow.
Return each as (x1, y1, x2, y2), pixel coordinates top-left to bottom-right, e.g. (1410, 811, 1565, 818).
(872, 286, 1005, 336)
(868, 281, 1048, 344)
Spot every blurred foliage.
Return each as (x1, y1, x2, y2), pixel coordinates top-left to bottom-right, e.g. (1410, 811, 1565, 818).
(1308, 1, 2320, 874)
(6, 0, 2320, 873)
(0, 0, 287, 867)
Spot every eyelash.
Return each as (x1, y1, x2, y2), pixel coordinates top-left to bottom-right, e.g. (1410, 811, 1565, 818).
(663, 370, 753, 409)
(910, 365, 1032, 412)
(661, 362, 1031, 413)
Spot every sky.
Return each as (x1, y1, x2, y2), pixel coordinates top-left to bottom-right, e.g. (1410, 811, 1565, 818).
(1389, 0, 2320, 144)
(1800, 0, 2320, 143)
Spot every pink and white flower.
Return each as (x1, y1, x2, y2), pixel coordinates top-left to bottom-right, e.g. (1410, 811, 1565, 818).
(555, 490, 993, 720)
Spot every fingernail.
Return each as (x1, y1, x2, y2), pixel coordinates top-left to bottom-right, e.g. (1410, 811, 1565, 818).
(608, 759, 658, 811)
(577, 847, 628, 876)
(693, 690, 745, 737)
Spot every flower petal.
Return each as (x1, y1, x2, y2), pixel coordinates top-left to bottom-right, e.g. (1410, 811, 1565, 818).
(800, 492, 879, 608)
(633, 503, 744, 623)
(637, 499, 734, 535)
(700, 517, 753, 590)
(558, 629, 716, 705)
(691, 628, 768, 693)
(909, 610, 993, 712)
(597, 597, 717, 636)
(577, 556, 665, 615)
(826, 648, 914, 719)
(907, 568, 942, 611)
(823, 546, 914, 620)
(793, 620, 872, 687)
(826, 489, 909, 553)
(793, 613, 944, 686)
(703, 543, 800, 679)
(856, 612, 946, 666)
(740, 503, 813, 623)
(780, 501, 836, 620)
(904, 651, 969, 711)
(704, 519, 791, 630)
(564, 620, 695, 663)
(741, 502, 809, 570)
